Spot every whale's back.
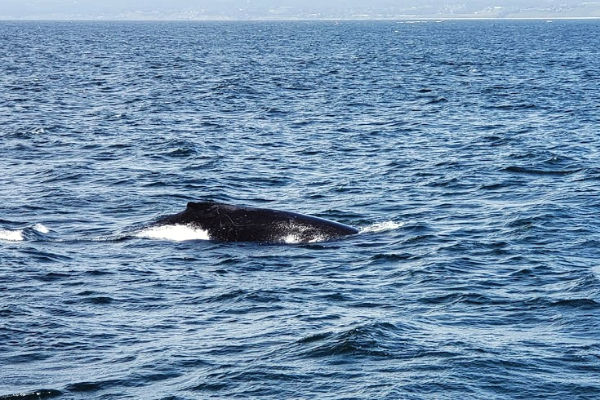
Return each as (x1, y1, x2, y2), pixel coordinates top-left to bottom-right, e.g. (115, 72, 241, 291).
(157, 201, 357, 243)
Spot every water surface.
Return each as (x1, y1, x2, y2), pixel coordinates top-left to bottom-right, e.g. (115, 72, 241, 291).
(1, 20, 600, 399)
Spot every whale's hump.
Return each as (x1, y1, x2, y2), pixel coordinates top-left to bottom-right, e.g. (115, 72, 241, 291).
(157, 201, 357, 243)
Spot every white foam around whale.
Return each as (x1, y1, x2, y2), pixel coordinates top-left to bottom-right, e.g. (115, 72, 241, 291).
(0, 229, 24, 241)
(135, 224, 210, 242)
(360, 221, 402, 233)
(282, 233, 328, 244)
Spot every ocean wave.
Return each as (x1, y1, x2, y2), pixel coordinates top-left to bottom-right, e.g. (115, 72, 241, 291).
(134, 224, 210, 242)
(0, 224, 51, 242)
(0, 389, 62, 400)
(296, 321, 406, 358)
(503, 166, 581, 176)
(33, 223, 50, 234)
(0, 228, 24, 241)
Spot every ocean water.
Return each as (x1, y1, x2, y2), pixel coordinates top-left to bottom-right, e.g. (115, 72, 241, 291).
(1, 20, 600, 399)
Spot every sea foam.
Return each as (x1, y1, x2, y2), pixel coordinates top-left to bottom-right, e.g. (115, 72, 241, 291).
(0, 229, 24, 241)
(33, 223, 50, 234)
(135, 224, 210, 242)
(360, 221, 402, 233)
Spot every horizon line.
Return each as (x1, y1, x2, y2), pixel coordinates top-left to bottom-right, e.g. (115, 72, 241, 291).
(1, 16, 600, 22)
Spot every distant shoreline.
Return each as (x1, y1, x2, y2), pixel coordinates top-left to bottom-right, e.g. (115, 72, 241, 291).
(1, 17, 600, 22)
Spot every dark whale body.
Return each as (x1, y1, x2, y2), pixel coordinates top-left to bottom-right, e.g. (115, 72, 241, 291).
(155, 201, 358, 243)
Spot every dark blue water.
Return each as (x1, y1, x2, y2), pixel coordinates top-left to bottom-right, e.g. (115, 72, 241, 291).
(1, 20, 600, 399)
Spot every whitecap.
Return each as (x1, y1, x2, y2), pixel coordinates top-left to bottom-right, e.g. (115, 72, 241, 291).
(360, 221, 403, 234)
(0, 229, 24, 241)
(33, 223, 50, 234)
(135, 224, 210, 242)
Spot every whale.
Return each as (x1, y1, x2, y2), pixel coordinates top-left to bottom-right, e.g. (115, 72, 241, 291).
(154, 201, 358, 243)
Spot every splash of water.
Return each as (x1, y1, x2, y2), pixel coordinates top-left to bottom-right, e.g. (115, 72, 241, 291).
(33, 223, 50, 234)
(360, 221, 402, 234)
(135, 224, 210, 242)
(0, 229, 24, 241)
